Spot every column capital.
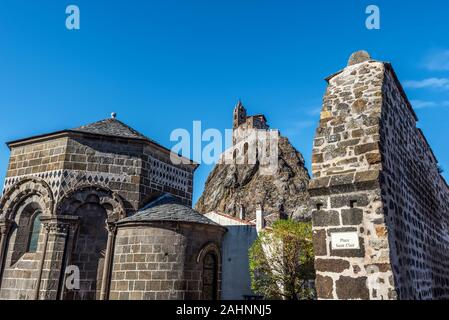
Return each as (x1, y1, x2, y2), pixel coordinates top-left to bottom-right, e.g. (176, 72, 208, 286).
(41, 216, 78, 235)
(43, 221, 70, 234)
(106, 221, 117, 234)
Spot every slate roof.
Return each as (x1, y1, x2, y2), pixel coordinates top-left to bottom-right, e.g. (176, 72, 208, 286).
(72, 118, 153, 141)
(7, 117, 199, 167)
(119, 194, 221, 226)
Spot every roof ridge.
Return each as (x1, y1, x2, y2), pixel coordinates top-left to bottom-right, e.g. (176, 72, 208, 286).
(72, 117, 152, 141)
(119, 194, 221, 227)
(108, 118, 150, 140)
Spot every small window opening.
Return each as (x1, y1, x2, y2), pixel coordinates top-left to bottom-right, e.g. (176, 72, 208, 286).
(233, 149, 238, 160)
(27, 211, 42, 253)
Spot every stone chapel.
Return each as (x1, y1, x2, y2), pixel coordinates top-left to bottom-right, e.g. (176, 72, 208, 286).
(0, 116, 226, 300)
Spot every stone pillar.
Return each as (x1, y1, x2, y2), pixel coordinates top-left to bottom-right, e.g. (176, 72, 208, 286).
(34, 221, 50, 300)
(309, 51, 396, 300)
(0, 218, 12, 285)
(57, 219, 79, 300)
(36, 217, 76, 300)
(100, 222, 117, 300)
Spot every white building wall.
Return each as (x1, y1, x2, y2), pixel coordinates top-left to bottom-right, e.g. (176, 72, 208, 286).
(205, 212, 258, 300)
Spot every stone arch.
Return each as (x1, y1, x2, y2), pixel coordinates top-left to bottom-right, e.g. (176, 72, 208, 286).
(9, 196, 45, 266)
(0, 177, 54, 220)
(0, 178, 53, 269)
(243, 142, 249, 155)
(55, 185, 126, 300)
(197, 242, 222, 300)
(56, 185, 126, 221)
(233, 148, 239, 161)
(197, 242, 221, 264)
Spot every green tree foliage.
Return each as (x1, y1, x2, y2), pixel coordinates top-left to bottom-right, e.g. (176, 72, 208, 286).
(249, 219, 315, 300)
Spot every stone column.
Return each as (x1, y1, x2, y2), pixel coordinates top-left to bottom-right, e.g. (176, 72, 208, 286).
(34, 221, 50, 300)
(57, 220, 79, 300)
(36, 217, 75, 300)
(0, 218, 12, 286)
(100, 222, 117, 300)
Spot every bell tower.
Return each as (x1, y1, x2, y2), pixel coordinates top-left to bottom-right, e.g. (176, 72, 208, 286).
(233, 100, 247, 129)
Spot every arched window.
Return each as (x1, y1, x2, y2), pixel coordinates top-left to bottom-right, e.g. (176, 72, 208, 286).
(27, 211, 42, 253)
(243, 143, 249, 164)
(202, 252, 218, 300)
(243, 143, 249, 155)
(9, 202, 43, 265)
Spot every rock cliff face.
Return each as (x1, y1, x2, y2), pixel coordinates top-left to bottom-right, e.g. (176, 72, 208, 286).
(195, 136, 311, 221)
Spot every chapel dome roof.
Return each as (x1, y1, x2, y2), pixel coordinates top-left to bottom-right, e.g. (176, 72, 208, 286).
(118, 194, 223, 227)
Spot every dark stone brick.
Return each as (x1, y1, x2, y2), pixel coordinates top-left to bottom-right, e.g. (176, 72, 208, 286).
(338, 139, 360, 148)
(312, 153, 324, 164)
(351, 129, 364, 138)
(366, 152, 381, 165)
(354, 170, 379, 183)
(337, 103, 350, 110)
(328, 147, 347, 158)
(352, 99, 367, 113)
(327, 134, 341, 143)
(341, 209, 364, 225)
(353, 171, 380, 190)
(354, 142, 378, 155)
(337, 157, 358, 165)
(312, 210, 340, 227)
(362, 116, 379, 127)
(330, 194, 369, 208)
(313, 229, 327, 256)
(336, 276, 369, 300)
(314, 138, 325, 147)
(329, 183, 356, 194)
(333, 125, 345, 134)
(308, 187, 330, 197)
(316, 275, 334, 299)
(315, 259, 350, 273)
(308, 177, 330, 190)
(329, 173, 355, 187)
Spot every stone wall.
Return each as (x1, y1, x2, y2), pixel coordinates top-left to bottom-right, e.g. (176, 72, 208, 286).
(379, 66, 449, 299)
(109, 222, 224, 300)
(141, 144, 194, 207)
(3, 133, 194, 212)
(5, 137, 67, 181)
(309, 51, 449, 300)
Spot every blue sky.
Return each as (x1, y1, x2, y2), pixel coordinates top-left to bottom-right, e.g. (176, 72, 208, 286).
(1, 0, 449, 204)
